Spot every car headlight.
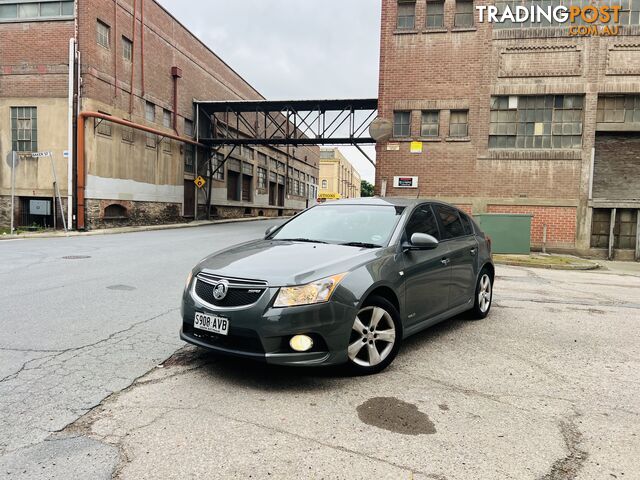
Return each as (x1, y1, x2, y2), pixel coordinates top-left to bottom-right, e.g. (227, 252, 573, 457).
(274, 273, 347, 308)
(185, 270, 193, 290)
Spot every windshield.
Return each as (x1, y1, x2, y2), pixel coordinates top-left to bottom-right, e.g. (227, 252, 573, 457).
(270, 205, 404, 246)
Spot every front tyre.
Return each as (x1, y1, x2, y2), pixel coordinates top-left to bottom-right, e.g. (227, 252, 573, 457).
(471, 268, 493, 319)
(346, 295, 402, 375)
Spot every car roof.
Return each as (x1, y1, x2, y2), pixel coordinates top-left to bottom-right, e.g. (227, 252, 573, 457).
(318, 197, 456, 209)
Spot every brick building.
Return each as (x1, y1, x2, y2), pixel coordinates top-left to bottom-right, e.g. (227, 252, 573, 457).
(0, 0, 319, 231)
(319, 148, 362, 199)
(376, 0, 640, 259)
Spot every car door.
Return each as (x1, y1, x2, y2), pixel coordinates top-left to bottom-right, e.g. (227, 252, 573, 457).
(434, 205, 478, 309)
(401, 204, 451, 328)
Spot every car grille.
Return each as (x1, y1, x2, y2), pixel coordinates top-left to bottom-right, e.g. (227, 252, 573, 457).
(185, 324, 265, 354)
(194, 273, 268, 308)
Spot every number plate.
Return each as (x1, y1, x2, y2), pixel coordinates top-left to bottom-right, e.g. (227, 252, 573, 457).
(194, 312, 229, 335)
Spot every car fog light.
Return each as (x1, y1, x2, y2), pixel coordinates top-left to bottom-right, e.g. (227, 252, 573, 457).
(290, 335, 314, 352)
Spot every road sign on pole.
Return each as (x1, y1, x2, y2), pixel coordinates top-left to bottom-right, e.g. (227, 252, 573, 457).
(194, 176, 206, 189)
(6, 151, 19, 235)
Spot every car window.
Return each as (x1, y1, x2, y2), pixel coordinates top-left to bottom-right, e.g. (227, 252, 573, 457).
(435, 205, 465, 239)
(405, 205, 440, 240)
(460, 212, 474, 236)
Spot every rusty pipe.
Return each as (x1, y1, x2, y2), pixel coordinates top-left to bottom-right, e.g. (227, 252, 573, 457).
(76, 111, 205, 230)
(129, 0, 136, 116)
(140, 0, 145, 97)
(113, 0, 117, 97)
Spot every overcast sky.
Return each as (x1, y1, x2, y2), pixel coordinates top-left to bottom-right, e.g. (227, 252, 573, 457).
(159, 0, 381, 183)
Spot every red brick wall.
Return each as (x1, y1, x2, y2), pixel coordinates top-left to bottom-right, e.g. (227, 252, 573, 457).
(0, 20, 74, 97)
(487, 205, 577, 248)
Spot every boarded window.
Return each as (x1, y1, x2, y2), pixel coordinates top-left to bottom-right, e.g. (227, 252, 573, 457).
(104, 204, 128, 219)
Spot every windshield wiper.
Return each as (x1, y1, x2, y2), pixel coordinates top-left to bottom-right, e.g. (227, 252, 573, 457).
(277, 238, 329, 244)
(340, 242, 382, 249)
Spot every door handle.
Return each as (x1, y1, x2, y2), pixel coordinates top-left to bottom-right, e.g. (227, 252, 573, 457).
(470, 248, 477, 256)
(441, 258, 450, 266)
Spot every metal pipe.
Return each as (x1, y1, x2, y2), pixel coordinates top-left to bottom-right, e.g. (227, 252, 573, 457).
(140, 0, 145, 97)
(67, 38, 75, 230)
(76, 111, 205, 230)
(113, 0, 118, 98)
(129, 0, 137, 116)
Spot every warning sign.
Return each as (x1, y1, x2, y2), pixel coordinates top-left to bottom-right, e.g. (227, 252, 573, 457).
(194, 176, 206, 189)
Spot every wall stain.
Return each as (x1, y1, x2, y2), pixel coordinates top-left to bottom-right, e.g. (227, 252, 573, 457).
(357, 397, 436, 435)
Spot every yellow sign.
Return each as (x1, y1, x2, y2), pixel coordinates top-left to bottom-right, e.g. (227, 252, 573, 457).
(318, 192, 341, 200)
(410, 141, 423, 154)
(194, 176, 206, 189)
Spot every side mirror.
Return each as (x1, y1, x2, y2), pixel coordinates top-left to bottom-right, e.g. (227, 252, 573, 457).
(265, 225, 279, 239)
(404, 233, 439, 251)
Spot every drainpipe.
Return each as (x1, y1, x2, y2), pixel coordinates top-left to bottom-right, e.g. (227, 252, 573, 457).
(129, 0, 137, 116)
(171, 66, 182, 134)
(67, 38, 75, 231)
(113, 0, 118, 98)
(76, 111, 206, 230)
(140, 0, 145, 97)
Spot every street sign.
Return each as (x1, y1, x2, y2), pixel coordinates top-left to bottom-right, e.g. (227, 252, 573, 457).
(31, 151, 52, 158)
(410, 142, 423, 154)
(194, 176, 206, 189)
(5, 151, 19, 168)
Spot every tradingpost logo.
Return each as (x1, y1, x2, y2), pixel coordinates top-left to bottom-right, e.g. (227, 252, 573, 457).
(476, 2, 623, 36)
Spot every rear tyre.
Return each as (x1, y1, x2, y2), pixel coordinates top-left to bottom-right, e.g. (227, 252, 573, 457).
(345, 295, 402, 375)
(471, 268, 493, 320)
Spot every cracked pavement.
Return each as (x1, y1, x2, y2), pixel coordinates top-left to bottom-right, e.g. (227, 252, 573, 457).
(1, 225, 639, 479)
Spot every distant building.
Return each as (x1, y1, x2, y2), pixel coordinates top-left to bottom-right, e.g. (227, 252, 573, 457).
(319, 148, 361, 200)
(0, 0, 319, 231)
(376, 0, 640, 259)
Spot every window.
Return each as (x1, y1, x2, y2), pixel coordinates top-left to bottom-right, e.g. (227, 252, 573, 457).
(0, 2, 74, 21)
(421, 111, 440, 137)
(320, 150, 334, 159)
(597, 95, 640, 124)
(97, 20, 110, 49)
(257, 167, 267, 189)
(426, 1, 445, 28)
(96, 111, 112, 136)
(405, 205, 440, 240)
(122, 127, 134, 143)
(489, 95, 583, 149)
(145, 101, 156, 148)
(11, 107, 37, 153)
(394, 111, 411, 137)
(449, 110, 469, 137)
(213, 153, 225, 181)
(104, 204, 128, 219)
(397, 0, 416, 29)
(122, 36, 132, 62)
(494, 0, 640, 29)
(322, 179, 328, 189)
(460, 212, 474, 236)
(162, 109, 172, 128)
(455, 0, 474, 27)
(435, 205, 465, 239)
(184, 120, 194, 172)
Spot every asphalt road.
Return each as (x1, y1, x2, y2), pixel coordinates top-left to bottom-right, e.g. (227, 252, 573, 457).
(0, 219, 282, 476)
(2, 225, 639, 479)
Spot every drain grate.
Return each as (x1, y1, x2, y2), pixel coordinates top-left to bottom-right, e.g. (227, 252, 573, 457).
(62, 255, 91, 260)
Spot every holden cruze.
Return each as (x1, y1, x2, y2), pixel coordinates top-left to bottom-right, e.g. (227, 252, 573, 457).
(181, 198, 494, 374)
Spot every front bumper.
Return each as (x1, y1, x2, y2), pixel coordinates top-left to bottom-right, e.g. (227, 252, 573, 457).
(180, 285, 356, 367)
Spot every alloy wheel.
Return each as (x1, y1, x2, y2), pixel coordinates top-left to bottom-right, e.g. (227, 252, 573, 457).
(348, 306, 396, 367)
(478, 274, 492, 313)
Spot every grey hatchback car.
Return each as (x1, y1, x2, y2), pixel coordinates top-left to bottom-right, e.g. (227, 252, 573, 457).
(181, 198, 494, 374)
